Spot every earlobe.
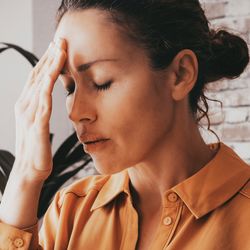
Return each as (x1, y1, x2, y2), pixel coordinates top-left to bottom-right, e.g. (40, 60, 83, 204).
(171, 49, 198, 101)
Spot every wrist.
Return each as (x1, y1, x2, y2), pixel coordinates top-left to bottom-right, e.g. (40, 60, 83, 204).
(10, 160, 48, 186)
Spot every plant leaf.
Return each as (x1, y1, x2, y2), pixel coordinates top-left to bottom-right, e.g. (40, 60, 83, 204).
(0, 43, 38, 67)
(0, 47, 8, 53)
(49, 146, 90, 179)
(53, 132, 79, 165)
(0, 150, 15, 177)
(0, 171, 7, 194)
(50, 133, 54, 144)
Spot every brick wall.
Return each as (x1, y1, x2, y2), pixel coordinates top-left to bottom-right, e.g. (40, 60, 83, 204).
(199, 0, 250, 163)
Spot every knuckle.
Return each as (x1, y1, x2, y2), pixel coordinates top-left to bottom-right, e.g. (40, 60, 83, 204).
(29, 69, 37, 81)
(61, 50, 67, 59)
(41, 103, 52, 113)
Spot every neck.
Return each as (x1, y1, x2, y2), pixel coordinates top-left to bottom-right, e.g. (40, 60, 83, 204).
(127, 116, 217, 217)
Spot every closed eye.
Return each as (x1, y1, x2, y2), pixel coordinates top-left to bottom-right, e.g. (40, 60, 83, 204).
(94, 80, 113, 91)
(64, 80, 113, 97)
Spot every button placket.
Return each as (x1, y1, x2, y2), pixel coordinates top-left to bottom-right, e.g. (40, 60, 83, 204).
(162, 192, 179, 227)
(150, 191, 181, 249)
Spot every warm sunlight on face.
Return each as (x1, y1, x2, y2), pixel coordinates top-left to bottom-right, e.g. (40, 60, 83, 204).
(54, 9, 176, 174)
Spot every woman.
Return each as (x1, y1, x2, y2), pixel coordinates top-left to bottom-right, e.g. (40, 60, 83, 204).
(0, 0, 249, 249)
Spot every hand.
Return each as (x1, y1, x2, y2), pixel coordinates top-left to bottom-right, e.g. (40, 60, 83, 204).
(13, 38, 67, 183)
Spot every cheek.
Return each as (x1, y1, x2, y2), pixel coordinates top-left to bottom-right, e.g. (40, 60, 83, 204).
(102, 77, 174, 147)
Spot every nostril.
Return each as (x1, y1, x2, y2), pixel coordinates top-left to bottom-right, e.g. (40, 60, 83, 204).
(66, 92, 97, 123)
(79, 117, 97, 127)
(68, 112, 74, 121)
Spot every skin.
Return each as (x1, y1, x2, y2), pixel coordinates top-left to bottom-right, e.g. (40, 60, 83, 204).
(0, 8, 216, 249)
(55, 9, 216, 249)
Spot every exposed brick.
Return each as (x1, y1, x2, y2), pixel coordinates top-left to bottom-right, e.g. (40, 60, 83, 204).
(207, 88, 250, 107)
(200, 107, 249, 126)
(224, 108, 248, 123)
(226, 1, 250, 17)
(200, 108, 225, 126)
(227, 78, 249, 90)
(199, 0, 250, 163)
(210, 111, 225, 125)
(210, 17, 250, 35)
(202, 2, 228, 20)
(221, 123, 250, 141)
(240, 67, 250, 80)
(206, 80, 229, 92)
(199, 125, 223, 143)
(227, 142, 250, 161)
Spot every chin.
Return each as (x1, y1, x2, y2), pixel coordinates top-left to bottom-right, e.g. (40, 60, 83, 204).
(93, 159, 129, 175)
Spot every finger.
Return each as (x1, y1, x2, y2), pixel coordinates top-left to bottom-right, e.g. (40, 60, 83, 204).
(34, 48, 57, 87)
(34, 75, 53, 126)
(33, 39, 66, 89)
(17, 42, 64, 112)
(24, 83, 42, 124)
(35, 47, 67, 125)
(17, 40, 67, 123)
(54, 37, 67, 51)
(17, 42, 54, 102)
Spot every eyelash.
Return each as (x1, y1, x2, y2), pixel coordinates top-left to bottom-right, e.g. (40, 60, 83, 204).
(94, 80, 113, 91)
(65, 80, 113, 96)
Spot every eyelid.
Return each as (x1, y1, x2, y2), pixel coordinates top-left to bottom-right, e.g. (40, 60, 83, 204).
(63, 79, 113, 97)
(94, 80, 113, 91)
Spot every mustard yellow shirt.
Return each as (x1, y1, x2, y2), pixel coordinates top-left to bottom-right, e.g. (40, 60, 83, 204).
(0, 143, 250, 250)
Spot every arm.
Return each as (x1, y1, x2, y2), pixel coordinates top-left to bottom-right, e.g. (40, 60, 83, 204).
(0, 38, 67, 248)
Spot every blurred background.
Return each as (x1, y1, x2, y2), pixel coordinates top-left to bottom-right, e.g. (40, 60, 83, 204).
(0, 0, 250, 166)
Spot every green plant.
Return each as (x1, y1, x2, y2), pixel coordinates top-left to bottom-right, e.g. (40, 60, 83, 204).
(0, 42, 95, 218)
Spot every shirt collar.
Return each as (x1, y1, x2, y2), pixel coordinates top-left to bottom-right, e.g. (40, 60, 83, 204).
(172, 142, 250, 219)
(90, 169, 130, 211)
(91, 143, 250, 218)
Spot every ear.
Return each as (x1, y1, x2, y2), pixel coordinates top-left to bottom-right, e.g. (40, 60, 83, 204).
(170, 49, 198, 101)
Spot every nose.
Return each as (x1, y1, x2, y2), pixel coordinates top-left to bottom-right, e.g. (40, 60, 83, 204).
(67, 87, 96, 124)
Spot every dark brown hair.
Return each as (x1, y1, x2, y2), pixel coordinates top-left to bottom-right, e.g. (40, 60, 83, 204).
(56, 0, 249, 129)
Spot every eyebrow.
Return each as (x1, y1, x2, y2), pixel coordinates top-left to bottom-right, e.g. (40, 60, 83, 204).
(60, 59, 119, 75)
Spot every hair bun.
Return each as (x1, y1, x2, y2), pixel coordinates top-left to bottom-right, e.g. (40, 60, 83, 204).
(205, 29, 249, 83)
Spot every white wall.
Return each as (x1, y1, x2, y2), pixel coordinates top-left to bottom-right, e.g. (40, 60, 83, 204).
(0, 0, 33, 153)
(0, 0, 71, 155)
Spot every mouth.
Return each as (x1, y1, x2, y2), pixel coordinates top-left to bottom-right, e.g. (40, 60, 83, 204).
(84, 139, 109, 144)
(82, 138, 111, 153)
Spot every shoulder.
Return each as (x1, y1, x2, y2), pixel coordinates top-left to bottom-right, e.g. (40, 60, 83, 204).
(57, 174, 110, 206)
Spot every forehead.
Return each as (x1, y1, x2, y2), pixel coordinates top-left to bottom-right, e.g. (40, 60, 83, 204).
(54, 9, 141, 66)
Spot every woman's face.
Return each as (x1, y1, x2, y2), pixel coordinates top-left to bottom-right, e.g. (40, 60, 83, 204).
(55, 9, 176, 174)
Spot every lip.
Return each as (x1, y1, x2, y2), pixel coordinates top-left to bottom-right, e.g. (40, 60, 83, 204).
(78, 134, 110, 144)
(82, 139, 110, 153)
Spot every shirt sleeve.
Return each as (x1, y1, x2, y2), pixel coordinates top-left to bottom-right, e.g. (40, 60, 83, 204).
(0, 191, 62, 250)
(0, 221, 39, 250)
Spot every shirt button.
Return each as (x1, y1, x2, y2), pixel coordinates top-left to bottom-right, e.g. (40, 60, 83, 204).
(14, 238, 24, 248)
(167, 192, 178, 202)
(163, 216, 173, 226)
